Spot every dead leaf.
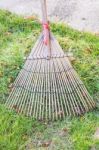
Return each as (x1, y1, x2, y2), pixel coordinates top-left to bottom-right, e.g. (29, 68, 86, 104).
(62, 127, 68, 132)
(22, 134, 28, 140)
(59, 129, 68, 137)
(69, 56, 76, 63)
(12, 105, 22, 113)
(0, 72, 3, 77)
(85, 48, 92, 54)
(24, 16, 40, 22)
(8, 83, 13, 92)
(5, 32, 12, 36)
(8, 77, 14, 83)
(94, 128, 99, 140)
(57, 111, 64, 117)
(13, 105, 17, 109)
(24, 16, 36, 20)
(41, 140, 52, 147)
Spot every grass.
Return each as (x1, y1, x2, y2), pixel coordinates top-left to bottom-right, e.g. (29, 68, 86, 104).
(0, 10, 99, 150)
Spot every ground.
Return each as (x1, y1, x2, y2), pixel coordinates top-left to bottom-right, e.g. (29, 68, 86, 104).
(0, 10, 99, 150)
(0, 0, 99, 32)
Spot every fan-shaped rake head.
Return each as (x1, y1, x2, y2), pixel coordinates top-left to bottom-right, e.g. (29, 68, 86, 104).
(5, 33, 96, 121)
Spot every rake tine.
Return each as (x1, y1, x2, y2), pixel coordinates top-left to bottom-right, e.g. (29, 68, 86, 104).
(53, 58, 65, 119)
(47, 59, 51, 120)
(57, 59, 76, 116)
(30, 34, 43, 58)
(17, 62, 35, 114)
(28, 43, 44, 117)
(62, 58, 94, 111)
(38, 59, 44, 120)
(52, 58, 63, 120)
(61, 59, 86, 114)
(24, 61, 39, 116)
(50, 60, 56, 121)
(51, 42, 71, 116)
(62, 58, 89, 112)
(6, 59, 31, 109)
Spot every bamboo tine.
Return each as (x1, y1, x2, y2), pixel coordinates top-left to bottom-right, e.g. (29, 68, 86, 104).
(6, 59, 31, 109)
(61, 59, 85, 112)
(47, 59, 51, 120)
(50, 59, 55, 120)
(38, 59, 44, 120)
(62, 58, 93, 111)
(17, 40, 43, 115)
(54, 59, 66, 118)
(52, 58, 63, 120)
(24, 60, 39, 116)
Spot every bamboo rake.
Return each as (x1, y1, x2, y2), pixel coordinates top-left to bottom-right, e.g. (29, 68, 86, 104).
(5, 0, 96, 121)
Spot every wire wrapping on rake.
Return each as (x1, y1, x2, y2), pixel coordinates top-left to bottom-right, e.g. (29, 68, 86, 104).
(42, 23, 50, 45)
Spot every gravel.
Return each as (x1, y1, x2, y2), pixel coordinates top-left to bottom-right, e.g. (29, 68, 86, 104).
(0, 0, 99, 32)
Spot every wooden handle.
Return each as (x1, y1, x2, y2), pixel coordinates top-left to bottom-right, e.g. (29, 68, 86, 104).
(41, 0, 51, 59)
(41, 0, 48, 23)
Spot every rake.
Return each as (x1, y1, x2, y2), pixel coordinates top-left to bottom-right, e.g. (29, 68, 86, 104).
(5, 0, 96, 121)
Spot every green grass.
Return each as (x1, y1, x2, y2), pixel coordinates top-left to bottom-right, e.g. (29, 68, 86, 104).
(0, 10, 99, 150)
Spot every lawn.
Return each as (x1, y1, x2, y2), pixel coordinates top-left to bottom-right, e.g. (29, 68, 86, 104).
(0, 10, 99, 150)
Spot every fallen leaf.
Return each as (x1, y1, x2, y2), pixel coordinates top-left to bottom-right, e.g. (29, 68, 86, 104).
(22, 134, 28, 140)
(5, 32, 12, 36)
(59, 129, 68, 137)
(68, 56, 76, 63)
(13, 105, 17, 109)
(62, 127, 68, 132)
(85, 48, 92, 54)
(57, 111, 64, 117)
(94, 128, 99, 140)
(8, 83, 13, 92)
(12, 105, 22, 113)
(8, 77, 14, 83)
(0, 72, 3, 77)
(24, 16, 36, 20)
(41, 140, 52, 147)
(24, 16, 40, 23)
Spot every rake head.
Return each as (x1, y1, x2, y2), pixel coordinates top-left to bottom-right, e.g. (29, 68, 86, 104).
(5, 32, 96, 121)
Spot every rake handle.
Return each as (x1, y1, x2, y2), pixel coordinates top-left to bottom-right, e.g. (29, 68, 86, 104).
(41, 0, 48, 23)
(41, 0, 51, 59)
